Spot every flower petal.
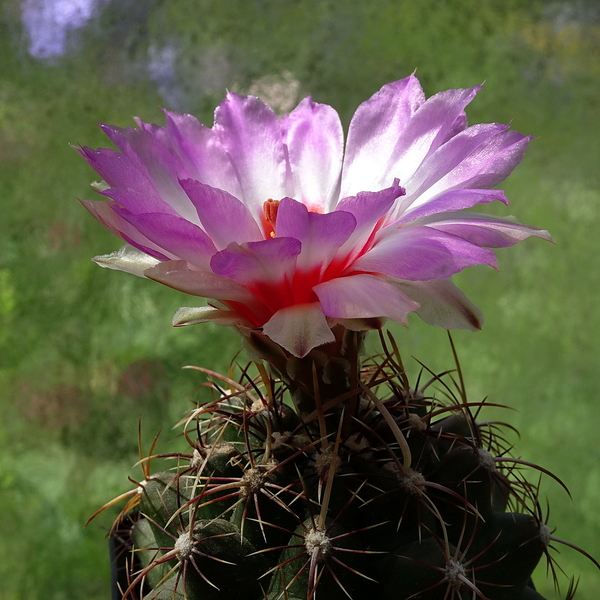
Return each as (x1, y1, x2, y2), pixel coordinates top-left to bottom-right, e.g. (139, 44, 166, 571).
(180, 178, 264, 249)
(210, 238, 301, 287)
(80, 198, 174, 261)
(335, 182, 405, 261)
(314, 274, 420, 324)
(99, 124, 199, 223)
(262, 303, 335, 357)
(93, 244, 161, 277)
(275, 198, 356, 271)
(282, 98, 343, 210)
(144, 260, 260, 305)
(381, 85, 482, 186)
(394, 189, 507, 226)
(163, 110, 243, 200)
(396, 278, 484, 330)
(395, 126, 533, 217)
(99, 186, 180, 217)
(419, 212, 554, 248)
(113, 211, 217, 270)
(353, 226, 498, 280)
(76, 146, 157, 198)
(214, 93, 287, 214)
(172, 306, 250, 327)
(342, 77, 480, 195)
(341, 75, 425, 196)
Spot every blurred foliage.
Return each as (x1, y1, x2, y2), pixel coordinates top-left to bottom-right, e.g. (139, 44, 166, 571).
(0, 0, 599, 598)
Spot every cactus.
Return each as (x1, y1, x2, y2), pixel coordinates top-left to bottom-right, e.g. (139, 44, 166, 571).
(77, 75, 598, 599)
(94, 328, 597, 600)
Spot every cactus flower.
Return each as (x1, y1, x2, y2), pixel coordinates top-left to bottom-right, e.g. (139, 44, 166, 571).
(78, 74, 551, 357)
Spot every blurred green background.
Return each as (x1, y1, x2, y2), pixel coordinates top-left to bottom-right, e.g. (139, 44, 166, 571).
(0, 0, 599, 598)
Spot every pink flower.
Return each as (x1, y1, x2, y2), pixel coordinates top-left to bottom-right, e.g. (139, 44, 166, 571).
(78, 75, 551, 357)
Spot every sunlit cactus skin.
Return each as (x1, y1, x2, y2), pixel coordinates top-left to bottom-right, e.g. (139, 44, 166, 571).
(102, 331, 595, 600)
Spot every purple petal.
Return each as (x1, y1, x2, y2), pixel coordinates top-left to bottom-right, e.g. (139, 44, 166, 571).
(352, 226, 498, 280)
(163, 110, 244, 201)
(394, 126, 533, 218)
(145, 260, 264, 307)
(282, 98, 343, 211)
(396, 278, 484, 330)
(210, 238, 302, 287)
(341, 75, 425, 196)
(335, 182, 405, 261)
(76, 146, 156, 196)
(180, 178, 264, 249)
(100, 124, 199, 223)
(214, 93, 287, 214)
(394, 189, 507, 226)
(417, 212, 554, 248)
(99, 187, 179, 217)
(80, 198, 173, 261)
(382, 85, 483, 185)
(314, 274, 420, 324)
(113, 211, 217, 270)
(275, 198, 356, 271)
(262, 303, 335, 357)
(342, 77, 480, 196)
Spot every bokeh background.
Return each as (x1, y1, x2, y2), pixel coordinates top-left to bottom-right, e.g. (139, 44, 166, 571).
(0, 0, 599, 598)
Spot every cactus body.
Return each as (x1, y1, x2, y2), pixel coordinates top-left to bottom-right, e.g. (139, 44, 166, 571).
(105, 333, 591, 600)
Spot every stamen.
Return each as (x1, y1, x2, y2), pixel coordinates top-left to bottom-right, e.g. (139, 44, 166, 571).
(263, 199, 280, 238)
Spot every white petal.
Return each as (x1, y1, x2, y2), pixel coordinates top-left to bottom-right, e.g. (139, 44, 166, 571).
(172, 306, 249, 327)
(93, 244, 160, 277)
(262, 303, 335, 358)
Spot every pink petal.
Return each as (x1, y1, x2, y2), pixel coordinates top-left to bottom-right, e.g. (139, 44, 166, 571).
(341, 75, 425, 196)
(262, 303, 335, 357)
(99, 124, 199, 223)
(80, 198, 174, 261)
(76, 146, 156, 196)
(210, 238, 301, 287)
(382, 85, 482, 186)
(394, 189, 507, 226)
(145, 260, 263, 306)
(282, 98, 343, 211)
(342, 78, 480, 196)
(396, 278, 484, 330)
(418, 212, 554, 248)
(214, 93, 287, 215)
(163, 110, 243, 201)
(352, 226, 498, 280)
(179, 178, 264, 249)
(395, 126, 532, 218)
(275, 198, 356, 271)
(335, 182, 405, 261)
(99, 187, 179, 217)
(113, 211, 217, 270)
(314, 274, 420, 324)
